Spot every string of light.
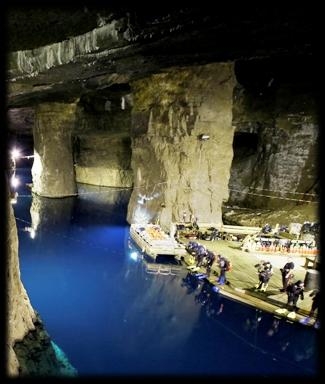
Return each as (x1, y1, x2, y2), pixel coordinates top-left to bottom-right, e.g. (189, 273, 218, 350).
(229, 189, 317, 203)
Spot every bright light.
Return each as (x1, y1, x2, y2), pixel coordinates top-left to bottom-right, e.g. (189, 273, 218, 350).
(121, 96, 125, 110)
(11, 175, 19, 188)
(130, 251, 138, 261)
(198, 134, 210, 141)
(11, 148, 21, 160)
(23, 226, 37, 239)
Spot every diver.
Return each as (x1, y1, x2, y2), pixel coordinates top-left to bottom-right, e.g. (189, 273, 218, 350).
(255, 261, 273, 292)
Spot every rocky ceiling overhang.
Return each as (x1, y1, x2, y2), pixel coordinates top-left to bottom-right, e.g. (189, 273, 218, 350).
(6, 5, 318, 108)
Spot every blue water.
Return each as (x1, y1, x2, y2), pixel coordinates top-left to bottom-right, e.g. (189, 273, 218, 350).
(12, 168, 319, 378)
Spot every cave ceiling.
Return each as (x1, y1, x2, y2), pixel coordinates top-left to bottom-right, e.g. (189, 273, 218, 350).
(6, 4, 318, 111)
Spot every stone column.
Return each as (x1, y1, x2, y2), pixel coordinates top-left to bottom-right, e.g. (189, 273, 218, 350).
(32, 103, 77, 197)
(128, 63, 236, 229)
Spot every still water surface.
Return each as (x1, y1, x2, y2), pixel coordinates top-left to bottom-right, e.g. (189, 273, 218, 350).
(13, 168, 319, 377)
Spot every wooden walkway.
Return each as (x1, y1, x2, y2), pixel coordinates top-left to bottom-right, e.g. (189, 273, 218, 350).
(179, 236, 320, 328)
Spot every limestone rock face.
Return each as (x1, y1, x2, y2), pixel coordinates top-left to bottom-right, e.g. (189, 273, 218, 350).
(6, 190, 37, 376)
(74, 133, 133, 187)
(71, 95, 134, 187)
(229, 81, 319, 210)
(127, 63, 236, 229)
(32, 103, 77, 197)
(13, 315, 78, 377)
(6, 186, 77, 377)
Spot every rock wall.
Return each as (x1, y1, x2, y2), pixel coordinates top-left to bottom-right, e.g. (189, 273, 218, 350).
(6, 189, 36, 376)
(74, 133, 133, 187)
(127, 63, 236, 230)
(32, 102, 77, 197)
(13, 314, 77, 377)
(6, 181, 77, 377)
(229, 80, 319, 210)
(73, 95, 133, 187)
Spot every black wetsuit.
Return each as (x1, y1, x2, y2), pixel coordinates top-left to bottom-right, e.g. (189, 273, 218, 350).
(281, 261, 294, 291)
(286, 282, 304, 311)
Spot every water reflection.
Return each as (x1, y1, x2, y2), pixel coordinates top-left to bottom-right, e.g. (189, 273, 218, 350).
(76, 183, 131, 225)
(179, 271, 318, 375)
(13, 168, 319, 376)
(29, 194, 75, 237)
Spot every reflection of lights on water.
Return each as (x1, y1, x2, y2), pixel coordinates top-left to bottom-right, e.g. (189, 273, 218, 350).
(23, 227, 36, 239)
(130, 251, 138, 261)
(11, 175, 19, 188)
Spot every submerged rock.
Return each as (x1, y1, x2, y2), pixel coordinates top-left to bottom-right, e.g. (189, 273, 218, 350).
(13, 313, 78, 378)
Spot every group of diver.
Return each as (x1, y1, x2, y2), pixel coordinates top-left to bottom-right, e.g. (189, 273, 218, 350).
(182, 241, 319, 326)
(185, 241, 232, 285)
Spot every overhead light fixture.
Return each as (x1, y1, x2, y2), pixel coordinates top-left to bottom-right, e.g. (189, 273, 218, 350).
(198, 134, 210, 141)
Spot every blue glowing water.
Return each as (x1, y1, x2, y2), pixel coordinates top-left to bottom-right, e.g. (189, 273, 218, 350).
(13, 168, 319, 377)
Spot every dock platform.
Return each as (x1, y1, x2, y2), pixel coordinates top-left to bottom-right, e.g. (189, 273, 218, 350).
(179, 236, 320, 328)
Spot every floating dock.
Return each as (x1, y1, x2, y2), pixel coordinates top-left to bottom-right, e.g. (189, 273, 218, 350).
(130, 224, 187, 260)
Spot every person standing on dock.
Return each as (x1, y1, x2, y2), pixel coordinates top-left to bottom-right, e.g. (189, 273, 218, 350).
(216, 254, 231, 285)
(210, 227, 219, 241)
(205, 251, 216, 277)
(280, 258, 295, 292)
(192, 216, 199, 230)
(255, 261, 273, 292)
(286, 280, 304, 315)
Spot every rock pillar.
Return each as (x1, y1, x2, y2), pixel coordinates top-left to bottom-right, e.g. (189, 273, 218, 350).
(128, 63, 236, 229)
(32, 103, 77, 197)
(6, 183, 36, 376)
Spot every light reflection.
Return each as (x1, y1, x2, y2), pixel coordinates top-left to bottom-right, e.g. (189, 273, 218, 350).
(130, 251, 138, 261)
(23, 226, 36, 239)
(11, 175, 20, 188)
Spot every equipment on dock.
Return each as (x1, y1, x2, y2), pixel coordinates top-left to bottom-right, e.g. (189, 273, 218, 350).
(194, 273, 208, 280)
(130, 224, 187, 260)
(304, 269, 320, 291)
